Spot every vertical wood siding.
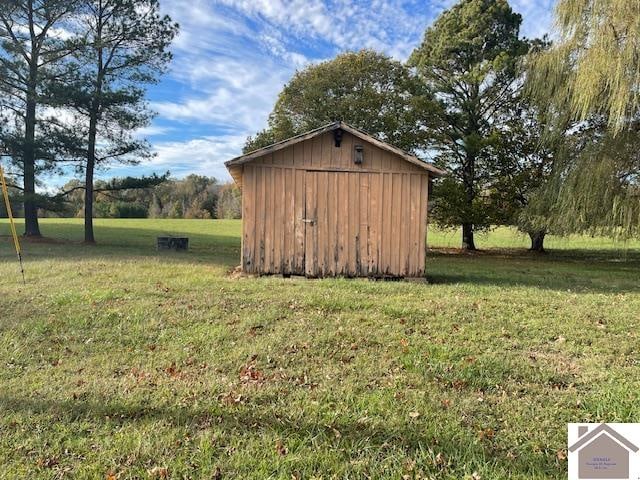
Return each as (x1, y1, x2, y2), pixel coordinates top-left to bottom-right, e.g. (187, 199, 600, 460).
(241, 131, 430, 277)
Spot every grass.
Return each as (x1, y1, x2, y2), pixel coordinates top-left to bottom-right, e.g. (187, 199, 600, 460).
(1, 218, 639, 479)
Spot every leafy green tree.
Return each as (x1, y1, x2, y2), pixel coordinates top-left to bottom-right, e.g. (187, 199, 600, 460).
(486, 103, 556, 251)
(58, 178, 85, 216)
(167, 200, 182, 219)
(409, 0, 530, 250)
(148, 194, 162, 218)
(108, 200, 147, 218)
(55, 0, 178, 243)
(0, 0, 80, 236)
(245, 50, 432, 153)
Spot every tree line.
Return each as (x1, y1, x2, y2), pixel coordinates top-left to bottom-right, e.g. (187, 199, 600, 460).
(0, 170, 241, 220)
(56, 175, 241, 219)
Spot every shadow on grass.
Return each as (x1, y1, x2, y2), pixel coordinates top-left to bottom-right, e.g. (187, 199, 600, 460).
(2, 223, 639, 294)
(0, 393, 562, 477)
(426, 247, 640, 294)
(0, 223, 241, 268)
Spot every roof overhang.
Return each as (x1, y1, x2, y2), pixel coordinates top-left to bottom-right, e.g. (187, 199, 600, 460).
(225, 121, 446, 187)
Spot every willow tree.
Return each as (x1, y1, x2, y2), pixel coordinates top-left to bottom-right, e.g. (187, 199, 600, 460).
(530, 0, 640, 134)
(528, 0, 640, 238)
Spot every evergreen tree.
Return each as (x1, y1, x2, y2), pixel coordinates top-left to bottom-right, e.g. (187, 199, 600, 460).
(0, 0, 80, 236)
(56, 0, 178, 243)
(409, 0, 530, 250)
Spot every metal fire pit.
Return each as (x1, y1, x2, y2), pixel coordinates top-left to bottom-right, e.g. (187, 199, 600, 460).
(157, 236, 189, 251)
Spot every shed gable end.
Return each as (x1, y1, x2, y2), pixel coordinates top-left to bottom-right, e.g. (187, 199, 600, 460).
(249, 131, 427, 174)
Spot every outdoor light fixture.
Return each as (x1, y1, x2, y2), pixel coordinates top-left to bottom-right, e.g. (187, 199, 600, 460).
(333, 128, 343, 147)
(354, 144, 364, 164)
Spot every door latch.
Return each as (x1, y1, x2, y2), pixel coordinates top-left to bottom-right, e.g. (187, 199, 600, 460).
(302, 219, 315, 225)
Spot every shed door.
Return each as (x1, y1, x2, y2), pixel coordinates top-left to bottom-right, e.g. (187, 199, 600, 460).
(304, 170, 362, 277)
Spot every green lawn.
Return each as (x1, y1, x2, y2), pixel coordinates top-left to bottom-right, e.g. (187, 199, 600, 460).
(1, 219, 639, 479)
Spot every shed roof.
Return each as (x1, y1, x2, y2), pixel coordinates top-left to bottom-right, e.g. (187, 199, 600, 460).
(225, 121, 445, 187)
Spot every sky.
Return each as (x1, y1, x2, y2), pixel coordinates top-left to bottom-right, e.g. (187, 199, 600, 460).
(91, 0, 556, 185)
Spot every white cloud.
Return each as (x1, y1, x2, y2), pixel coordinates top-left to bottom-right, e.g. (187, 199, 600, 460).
(34, 0, 556, 188)
(152, 78, 284, 133)
(152, 0, 437, 141)
(214, 0, 433, 60)
(511, 0, 555, 39)
(148, 135, 246, 180)
(144, 0, 555, 183)
(135, 125, 173, 138)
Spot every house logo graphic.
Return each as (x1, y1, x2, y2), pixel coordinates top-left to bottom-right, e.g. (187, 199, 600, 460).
(568, 424, 640, 480)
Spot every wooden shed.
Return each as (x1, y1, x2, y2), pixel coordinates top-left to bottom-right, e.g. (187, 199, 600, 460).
(225, 122, 444, 278)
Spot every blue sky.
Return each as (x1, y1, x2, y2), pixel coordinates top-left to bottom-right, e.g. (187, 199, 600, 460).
(97, 0, 555, 184)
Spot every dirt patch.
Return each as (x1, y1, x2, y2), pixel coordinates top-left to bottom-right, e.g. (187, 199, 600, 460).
(226, 265, 258, 279)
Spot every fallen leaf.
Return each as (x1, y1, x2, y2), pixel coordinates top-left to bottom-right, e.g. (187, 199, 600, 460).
(213, 466, 222, 480)
(409, 411, 421, 419)
(556, 449, 567, 461)
(164, 363, 180, 378)
(147, 466, 168, 478)
(276, 439, 288, 456)
(218, 391, 243, 406)
(37, 457, 58, 468)
(239, 361, 264, 383)
(479, 428, 495, 440)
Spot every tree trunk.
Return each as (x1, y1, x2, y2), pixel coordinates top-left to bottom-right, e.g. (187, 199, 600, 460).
(84, 113, 98, 244)
(462, 222, 476, 250)
(83, 4, 106, 244)
(23, 65, 41, 237)
(528, 229, 546, 253)
(461, 152, 477, 251)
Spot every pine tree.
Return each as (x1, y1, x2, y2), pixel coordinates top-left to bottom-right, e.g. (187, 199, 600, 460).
(409, 0, 530, 250)
(0, 0, 80, 236)
(56, 0, 177, 243)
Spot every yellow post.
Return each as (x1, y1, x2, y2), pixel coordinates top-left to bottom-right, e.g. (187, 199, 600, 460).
(0, 164, 25, 284)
